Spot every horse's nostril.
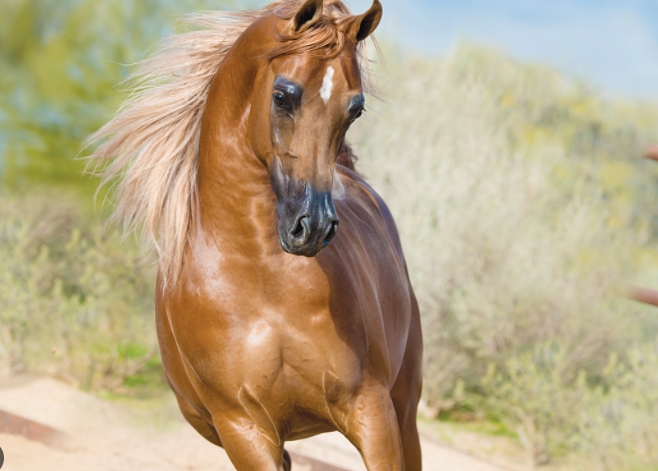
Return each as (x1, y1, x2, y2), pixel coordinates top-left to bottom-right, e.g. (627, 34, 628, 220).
(323, 221, 339, 246)
(289, 215, 311, 242)
(290, 218, 304, 238)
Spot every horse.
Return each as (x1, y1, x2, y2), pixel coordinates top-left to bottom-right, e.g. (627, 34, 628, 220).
(87, 1, 423, 469)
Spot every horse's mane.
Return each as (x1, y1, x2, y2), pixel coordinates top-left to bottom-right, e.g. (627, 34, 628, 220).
(337, 143, 358, 171)
(86, 0, 373, 289)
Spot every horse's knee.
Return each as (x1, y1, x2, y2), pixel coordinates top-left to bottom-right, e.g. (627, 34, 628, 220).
(343, 390, 405, 471)
(212, 417, 286, 471)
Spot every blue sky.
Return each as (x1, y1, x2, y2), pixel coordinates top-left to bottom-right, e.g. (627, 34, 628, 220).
(345, 0, 658, 98)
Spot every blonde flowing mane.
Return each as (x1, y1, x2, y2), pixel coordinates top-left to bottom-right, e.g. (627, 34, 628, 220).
(86, 0, 374, 289)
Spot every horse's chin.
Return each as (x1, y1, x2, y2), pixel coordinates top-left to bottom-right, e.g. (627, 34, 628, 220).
(278, 236, 328, 258)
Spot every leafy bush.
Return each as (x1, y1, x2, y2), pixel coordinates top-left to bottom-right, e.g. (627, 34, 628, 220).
(0, 0, 244, 193)
(0, 192, 158, 390)
(479, 341, 658, 469)
(3, 0, 658, 466)
(351, 44, 658, 466)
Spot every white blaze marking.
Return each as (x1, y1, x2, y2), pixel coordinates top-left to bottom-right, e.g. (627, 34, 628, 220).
(320, 66, 335, 104)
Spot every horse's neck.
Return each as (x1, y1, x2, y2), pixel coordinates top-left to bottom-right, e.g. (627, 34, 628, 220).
(195, 56, 279, 255)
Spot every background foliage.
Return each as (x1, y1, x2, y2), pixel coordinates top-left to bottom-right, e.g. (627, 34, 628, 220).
(0, 0, 247, 193)
(351, 45, 658, 468)
(0, 192, 158, 390)
(2, 1, 658, 469)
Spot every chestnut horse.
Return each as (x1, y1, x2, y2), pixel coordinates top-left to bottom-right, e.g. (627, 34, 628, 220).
(88, 1, 423, 469)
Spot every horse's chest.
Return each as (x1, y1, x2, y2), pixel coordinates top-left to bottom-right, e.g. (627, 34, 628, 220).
(186, 308, 361, 400)
(166, 247, 407, 421)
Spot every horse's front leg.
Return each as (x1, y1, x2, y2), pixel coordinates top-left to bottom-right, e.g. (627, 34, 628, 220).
(340, 386, 405, 471)
(212, 415, 290, 471)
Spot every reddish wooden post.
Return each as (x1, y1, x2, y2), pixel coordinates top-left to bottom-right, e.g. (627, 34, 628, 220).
(631, 287, 658, 308)
(646, 144, 658, 161)
(0, 409, 68, 447)
(631, 145, 658, 307)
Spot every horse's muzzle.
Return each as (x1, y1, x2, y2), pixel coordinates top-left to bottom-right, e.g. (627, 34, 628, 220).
(277, 186, 339, 257)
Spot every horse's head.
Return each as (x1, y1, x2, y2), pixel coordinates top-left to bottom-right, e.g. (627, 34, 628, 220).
(247, 0, 382, 257)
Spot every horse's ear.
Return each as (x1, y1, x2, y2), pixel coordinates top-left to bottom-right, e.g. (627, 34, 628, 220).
(284, 0, 324, 35)
(349, 0, 383, 42)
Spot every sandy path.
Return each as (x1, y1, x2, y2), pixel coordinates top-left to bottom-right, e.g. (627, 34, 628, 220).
(0, 375, 503, 471)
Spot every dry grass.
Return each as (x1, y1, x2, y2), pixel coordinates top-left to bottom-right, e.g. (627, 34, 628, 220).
(3, 41, 658, 468)
(349, 43, 658, 468)
(0, 192, 159, 391)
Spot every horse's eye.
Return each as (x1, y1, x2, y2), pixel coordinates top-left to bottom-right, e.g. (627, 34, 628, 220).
(273, 91, 286, 108)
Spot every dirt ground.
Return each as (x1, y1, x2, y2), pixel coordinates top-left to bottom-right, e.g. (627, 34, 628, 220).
(0, 375, 505, 471)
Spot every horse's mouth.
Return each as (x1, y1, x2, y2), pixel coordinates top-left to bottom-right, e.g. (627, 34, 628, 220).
(275, 185, 339, 257)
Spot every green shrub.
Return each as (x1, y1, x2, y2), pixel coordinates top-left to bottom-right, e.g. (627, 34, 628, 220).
(479, 341, 658, 468)
(3, 2, 658, 465)
(0, 192, 158, 390)
(351, 43, 658, 466)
